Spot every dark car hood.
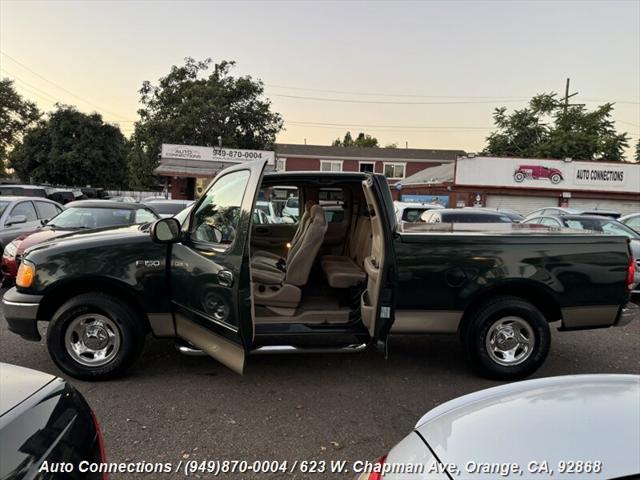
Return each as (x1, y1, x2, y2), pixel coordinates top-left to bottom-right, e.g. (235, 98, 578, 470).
(0, 363, 56, 416)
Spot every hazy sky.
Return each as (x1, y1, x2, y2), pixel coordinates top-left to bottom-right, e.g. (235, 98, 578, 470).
(1, 0, 639, 156)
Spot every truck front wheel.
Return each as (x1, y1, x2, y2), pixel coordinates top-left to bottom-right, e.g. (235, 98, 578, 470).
(46, 293, 146, 380)
(461, 296, 550, 380)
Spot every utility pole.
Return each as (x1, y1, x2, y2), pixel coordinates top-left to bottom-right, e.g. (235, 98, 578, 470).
(559, 78, 584, 114)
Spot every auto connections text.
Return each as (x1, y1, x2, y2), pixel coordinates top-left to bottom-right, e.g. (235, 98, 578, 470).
(39, 459, 604, 476)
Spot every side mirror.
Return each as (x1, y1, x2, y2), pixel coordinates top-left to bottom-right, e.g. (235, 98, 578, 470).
(151, 218, 181, 243)
(41, 219, 49, 226)
(6, 215, 27, 226)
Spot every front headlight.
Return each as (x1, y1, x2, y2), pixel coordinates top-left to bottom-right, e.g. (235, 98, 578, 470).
(16, 261, 35, 288)
(3, 241, 17, 258)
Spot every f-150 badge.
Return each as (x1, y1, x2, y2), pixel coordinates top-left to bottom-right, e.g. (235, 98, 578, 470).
(135, 260, 163, 267)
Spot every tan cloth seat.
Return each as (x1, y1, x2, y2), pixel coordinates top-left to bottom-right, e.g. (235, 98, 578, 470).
(321, 216, 371, 288)
(251, 200, 315, 271)
(253, 205, 328, 309)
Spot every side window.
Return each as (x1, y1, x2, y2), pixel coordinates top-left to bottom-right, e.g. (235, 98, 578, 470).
(35, 201, 61, 220)
(319, 188, 346, 223)
(135, 208, 158, 223)
(10, 201, 38, 222)
(191, 170, 251, 246)
(257, 185, 300, 224)
(540, 217, 561, 227)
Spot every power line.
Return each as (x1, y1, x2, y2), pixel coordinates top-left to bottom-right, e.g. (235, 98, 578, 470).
(271, 93, 528, 105)
(266, 83, 529, 100)
(286, 120, 491, 130)
(266, 84, 640, 105)
(0, 50, 131, 121)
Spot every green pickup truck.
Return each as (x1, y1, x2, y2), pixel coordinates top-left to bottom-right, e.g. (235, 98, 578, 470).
(3, 160, 638, 380)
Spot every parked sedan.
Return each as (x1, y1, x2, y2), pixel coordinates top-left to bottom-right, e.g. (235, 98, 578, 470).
(620, 213, 640, 233)
(358, 375, 639, 480)
(0, 363, 106, 479)
(144, 199, 193, 218)
(420, 208, 514, 223)
(0, 197, 63, 255)
(524, 206, 621, 221)
(2, 200, 159, 285)
(394, 201, 444, 223)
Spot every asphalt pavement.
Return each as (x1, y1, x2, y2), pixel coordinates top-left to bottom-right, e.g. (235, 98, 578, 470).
(1, 295, 638, 479)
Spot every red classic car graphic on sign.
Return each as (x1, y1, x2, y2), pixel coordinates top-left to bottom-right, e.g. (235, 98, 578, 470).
(514, 165, 564, 184)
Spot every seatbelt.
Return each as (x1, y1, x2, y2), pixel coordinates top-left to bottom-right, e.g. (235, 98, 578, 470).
(346, 200, 359, 258)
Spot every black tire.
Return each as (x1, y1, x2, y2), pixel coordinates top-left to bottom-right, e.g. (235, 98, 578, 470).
(461, 296, 550, 380)
(46, 293, 146, 380)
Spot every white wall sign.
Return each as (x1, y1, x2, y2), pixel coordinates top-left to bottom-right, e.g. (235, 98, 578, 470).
(161, 144, 275, 166)
(455, 156, 640, 194)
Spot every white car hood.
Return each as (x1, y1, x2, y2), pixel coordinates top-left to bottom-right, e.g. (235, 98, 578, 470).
(415, 375, 640, 479)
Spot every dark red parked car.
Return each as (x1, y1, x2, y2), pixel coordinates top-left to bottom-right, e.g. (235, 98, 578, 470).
(2, 200, 159, 285)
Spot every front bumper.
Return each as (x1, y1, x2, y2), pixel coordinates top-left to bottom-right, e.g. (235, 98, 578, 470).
(616, 302, 640, 327)
(2, 287, 43, 341)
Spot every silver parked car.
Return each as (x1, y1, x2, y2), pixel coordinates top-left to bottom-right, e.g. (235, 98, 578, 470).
(620, 213, 640, 234)
(358, 375, 640, 480)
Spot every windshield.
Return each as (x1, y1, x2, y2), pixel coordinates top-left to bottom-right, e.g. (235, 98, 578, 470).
(48, 207, 139, 229)
(285, 197, 299, 208)
(564, 218, 639, 238)
(443, 213, 513, 223)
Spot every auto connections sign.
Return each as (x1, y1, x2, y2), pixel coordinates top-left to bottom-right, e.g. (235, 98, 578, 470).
(161, 144, 275, 166)
(455, 156, 640, 193)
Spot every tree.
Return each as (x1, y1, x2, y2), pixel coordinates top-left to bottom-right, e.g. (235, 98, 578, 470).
(10, 105, 128, 187)
(484, 93, 630, 161)
(129, 58, 283, 188)
(0, 78, 40, 175)
(332, 131, 379, 148)
(635, 139, 640, 163)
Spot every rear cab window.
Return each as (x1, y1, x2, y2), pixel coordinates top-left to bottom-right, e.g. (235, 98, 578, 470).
(258, 185, 300, 224)
(319, 188, 346, 223)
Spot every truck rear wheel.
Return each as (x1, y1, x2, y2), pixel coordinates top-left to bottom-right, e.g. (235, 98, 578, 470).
(461, 296, 550, 380)
(46, 293, 145, 380)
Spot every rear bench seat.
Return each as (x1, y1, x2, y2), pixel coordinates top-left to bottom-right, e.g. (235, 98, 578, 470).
(320, 216, 371, 288)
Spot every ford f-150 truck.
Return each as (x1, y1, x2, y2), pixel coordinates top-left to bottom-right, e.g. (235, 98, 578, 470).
(3, 160, 638, 380)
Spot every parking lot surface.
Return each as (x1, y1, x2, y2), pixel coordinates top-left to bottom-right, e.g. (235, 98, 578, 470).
(1, 294, 639, 479)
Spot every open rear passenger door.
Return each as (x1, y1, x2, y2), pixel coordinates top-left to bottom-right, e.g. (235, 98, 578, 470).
(169, 159, 267, 373)
(361, 174, 397, 354)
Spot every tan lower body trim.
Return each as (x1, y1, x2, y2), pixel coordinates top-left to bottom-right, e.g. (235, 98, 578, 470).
(175, 314, 245, 374)
(561, 305, 619, 329)
(148, 313, 175, 337)
(391, 310, 462, 334)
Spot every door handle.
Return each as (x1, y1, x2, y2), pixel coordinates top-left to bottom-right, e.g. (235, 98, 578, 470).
(217, 270, 234, 287)
(255, 227, 270, 235)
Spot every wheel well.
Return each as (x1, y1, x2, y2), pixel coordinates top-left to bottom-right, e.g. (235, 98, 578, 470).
(37, 279, 151, 332)
(460, 283, 562, 332)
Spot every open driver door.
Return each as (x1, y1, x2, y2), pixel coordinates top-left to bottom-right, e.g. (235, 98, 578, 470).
(169, 159, 267, 374)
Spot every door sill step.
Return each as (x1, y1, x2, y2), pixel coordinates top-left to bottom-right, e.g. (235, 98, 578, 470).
(175, 343, 207, 356)
(250, 343, 368, 355)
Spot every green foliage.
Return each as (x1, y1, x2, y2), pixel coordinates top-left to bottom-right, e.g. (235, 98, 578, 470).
(0, 78, 41, 175)
(635, 139, 640, 163)
(332, 131, 379, 148)
(484, 93, 630, 161)
(129, 58, 283, 188)
(9, 105, 128, 187)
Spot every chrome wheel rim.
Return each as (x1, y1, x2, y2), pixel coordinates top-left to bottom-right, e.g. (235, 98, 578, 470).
(485, 316, 535, 366)
(64, 314, 121, 367)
